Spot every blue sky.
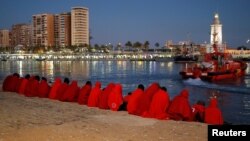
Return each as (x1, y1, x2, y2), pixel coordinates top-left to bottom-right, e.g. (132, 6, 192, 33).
(1, 0, 250, 48)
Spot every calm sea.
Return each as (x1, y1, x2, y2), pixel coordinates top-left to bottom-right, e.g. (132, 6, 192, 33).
(0, 60, 249, 124)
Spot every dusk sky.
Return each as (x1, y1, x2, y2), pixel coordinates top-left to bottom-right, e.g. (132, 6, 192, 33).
(1, 0, 250, 48)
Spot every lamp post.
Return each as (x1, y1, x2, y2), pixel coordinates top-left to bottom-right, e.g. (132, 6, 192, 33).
(118, 42, 122, 52)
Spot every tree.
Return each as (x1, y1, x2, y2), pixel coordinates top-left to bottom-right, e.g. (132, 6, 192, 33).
(154, 42, 160, 52)
(133, 41, 142, 50)
(94, 44, 99, 49)
(237, 46, 247, 50)
(89, 29, 93, 46)
(83, 43, 88, 48)
(155, 42, 160, 48)
(125, 41, 132, 51)
(144, 41, 150, 50)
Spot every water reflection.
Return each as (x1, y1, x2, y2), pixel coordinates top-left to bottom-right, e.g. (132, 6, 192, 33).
(0, 60, 250, 124)
(17, 61, 23, 76)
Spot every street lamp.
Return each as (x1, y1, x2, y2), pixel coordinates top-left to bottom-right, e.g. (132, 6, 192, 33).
(118, 42, 122, 52)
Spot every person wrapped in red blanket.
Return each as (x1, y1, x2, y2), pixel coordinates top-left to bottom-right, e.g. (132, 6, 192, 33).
(108, 83, 123, 111)
(127, 84, 144, 114)
(168, 89, 192, 121)
(204, 97, 224, 125)
(87, 81, 102, 107)
(78, 81, 92, 105)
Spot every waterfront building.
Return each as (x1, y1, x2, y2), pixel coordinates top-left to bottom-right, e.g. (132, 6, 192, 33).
(32, 14, 54, 47)
(11, 24, 32, 47)
(54, 13, 71, 47)
(54, 14, 60, 47)
(0, 29, 10, 47)
(71, 7, 89, 46)
(165, 40, 173, 48)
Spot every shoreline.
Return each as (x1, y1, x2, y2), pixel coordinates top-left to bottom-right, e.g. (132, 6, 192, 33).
(0, 91, 207, 141)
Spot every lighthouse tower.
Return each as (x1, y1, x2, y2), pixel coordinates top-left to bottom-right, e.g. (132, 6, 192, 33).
(207, 13, 226, 53)
(210, 13, 222, 45)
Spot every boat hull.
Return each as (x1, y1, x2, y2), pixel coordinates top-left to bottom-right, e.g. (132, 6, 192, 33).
(179, 61, 247, 82)
(200, 70, 245, 81)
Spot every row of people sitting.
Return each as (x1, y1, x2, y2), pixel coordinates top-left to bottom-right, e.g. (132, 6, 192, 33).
(123, 84, 223, 124)
(2, 73, 223, 125)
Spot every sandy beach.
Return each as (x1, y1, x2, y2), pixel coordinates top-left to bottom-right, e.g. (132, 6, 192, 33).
(0, 89, 207, 141)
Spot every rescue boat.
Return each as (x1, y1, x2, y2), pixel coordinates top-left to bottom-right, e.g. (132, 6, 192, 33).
(179, 44, 248, 82)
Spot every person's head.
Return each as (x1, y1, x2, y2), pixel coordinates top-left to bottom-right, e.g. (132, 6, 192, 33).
(161, 86, 167, 92)
(138, 84, 144, 91)
(127, 92, 132, 95)
(180, 89, 189, 98)
(196, 100, 205, 106)
(64, 77, 70, 84)
(95, 81, 101, 88)
(209, 98, 218, 108)
(25, 74, 30, 79)
(41, 77, 47, 82)
(13, 73, 20, 77)
(35, 75, 40, 81)
(86, 81, 92, 86)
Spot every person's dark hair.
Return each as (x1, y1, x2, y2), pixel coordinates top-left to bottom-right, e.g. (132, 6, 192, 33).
(35, 75, 40, 81)
(86, 81, 92, 86)
(197, 100, 205, 106)
(41, 77, 47, 81)
(25, 74, 30, 79)
(138, 84, 144, 91)
(64, 77, 70, 84)
(13, 73, 20, 77)
(161, 86, 167, 92)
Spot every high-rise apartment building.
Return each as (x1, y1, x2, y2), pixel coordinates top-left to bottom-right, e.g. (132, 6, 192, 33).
(71, 7, 89, 46)
(32, 14, 54, 47)
(0, 29, 10, 47)
(54, 13, 71, 47)
(31, 7, 88, 48)
(11, 24, 32, 47)
(54, 14, 60, 47)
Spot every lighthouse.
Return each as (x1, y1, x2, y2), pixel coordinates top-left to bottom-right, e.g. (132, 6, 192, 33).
(207, 13, 226, 53)
(210, 13, 222, 45)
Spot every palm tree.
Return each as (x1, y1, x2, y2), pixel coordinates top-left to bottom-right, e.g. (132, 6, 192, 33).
(144, 41, 150, 51)
(155, 42, 160, 48)
(125, 41, 132, 51)
(89, 29, 93, 46)
(155, 42, 160, 52)
(94, 44, 99, 50)
(133, 41, 142, 51)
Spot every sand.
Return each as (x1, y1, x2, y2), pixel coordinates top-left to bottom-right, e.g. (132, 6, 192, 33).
(0, 91, 207, 141)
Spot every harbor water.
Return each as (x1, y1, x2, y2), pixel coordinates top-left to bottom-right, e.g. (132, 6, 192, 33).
(0, 60, 249, 124)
